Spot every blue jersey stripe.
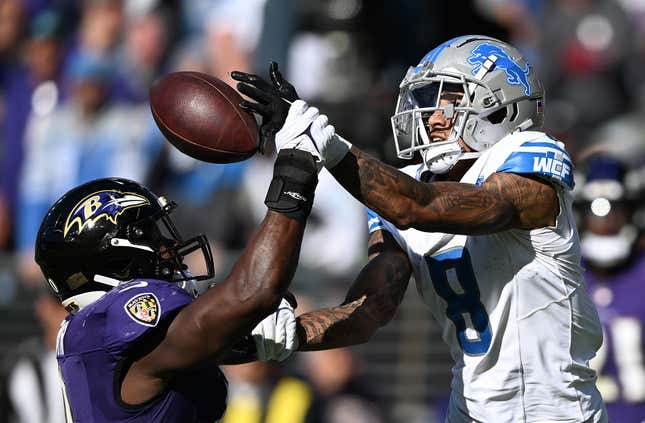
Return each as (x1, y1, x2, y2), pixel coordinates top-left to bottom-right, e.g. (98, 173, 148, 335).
(520, 141, 567, 154)
(498, 151, 574, 189)
(515, 147, 571, 162)
(367, 208, 386, 233)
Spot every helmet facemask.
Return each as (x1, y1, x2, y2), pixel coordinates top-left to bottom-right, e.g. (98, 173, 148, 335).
(109, 196, 215, 294)
(391, 69, 489, 174)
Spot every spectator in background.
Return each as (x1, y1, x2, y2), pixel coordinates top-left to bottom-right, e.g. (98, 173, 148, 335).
(579, 114, 645, 232)
(302, 347, 384, 423)
(178, 0, 218, 39)
(538, 0, 638, 156)
(578, 155, 645, 421)
(15, 51, 160, 286)
(283, 0, 377, 154)
(0, 8, 65, 251)
(0, 293, 67, 423)
(112, 4, 170, 103)
(152, 139, 252, 272)
(473, 0, 542, 63)
(583, 113, 645, 169)
(0, 0, 24, 66)
(143, 0, 275, 267)
(173, 0, 269, 82)
(222, 361, 314, 423)
(241, 150, 366, 289)
(205, 0, 268, 85)
(75, 0, 123, 59)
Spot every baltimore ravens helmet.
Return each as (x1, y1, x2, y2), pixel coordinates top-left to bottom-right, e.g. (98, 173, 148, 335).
(35, 178, 214, 312)
(391, 35, 544, 174)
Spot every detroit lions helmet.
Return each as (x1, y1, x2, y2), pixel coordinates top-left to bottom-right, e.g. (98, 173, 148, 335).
(35, 178, 214, 312)
(391, 35, 544, 173)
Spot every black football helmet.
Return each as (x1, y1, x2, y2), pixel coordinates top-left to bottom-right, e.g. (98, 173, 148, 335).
(35, 178, 214, 309)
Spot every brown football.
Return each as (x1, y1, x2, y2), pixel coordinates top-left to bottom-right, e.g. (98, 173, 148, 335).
(149, 72, 259, 163)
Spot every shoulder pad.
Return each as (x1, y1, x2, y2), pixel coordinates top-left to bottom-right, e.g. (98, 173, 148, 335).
(495, 131, 574, 190)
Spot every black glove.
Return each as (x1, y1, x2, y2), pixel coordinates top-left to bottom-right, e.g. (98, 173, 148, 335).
(231, 62, 299, 154)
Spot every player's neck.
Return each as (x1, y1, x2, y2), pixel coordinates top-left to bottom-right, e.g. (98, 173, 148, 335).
(434, 158, 476, 182)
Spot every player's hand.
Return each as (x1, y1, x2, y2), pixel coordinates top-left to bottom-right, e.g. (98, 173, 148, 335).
(279, 101, 353, 169)
(251, 296, 298, 362)
(232, 62, 298, 154)
(274, 100, 331, 169)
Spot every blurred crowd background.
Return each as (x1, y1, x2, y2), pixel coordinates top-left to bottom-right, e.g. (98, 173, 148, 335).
(1, 0, 645, 422)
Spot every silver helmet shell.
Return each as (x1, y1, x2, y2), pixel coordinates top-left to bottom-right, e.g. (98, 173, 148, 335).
(391, 35, 544, 173)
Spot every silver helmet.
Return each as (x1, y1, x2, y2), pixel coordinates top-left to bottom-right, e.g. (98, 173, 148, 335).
(391, 35, 544, 174)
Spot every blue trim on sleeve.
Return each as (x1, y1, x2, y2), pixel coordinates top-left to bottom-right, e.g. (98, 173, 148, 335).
(367, 208, 386, 233)
(518, 141, 567, 154)
(498, 150, 574, 189)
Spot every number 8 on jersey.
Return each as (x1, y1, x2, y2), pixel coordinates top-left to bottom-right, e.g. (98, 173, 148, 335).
(425, 248, 492, 355)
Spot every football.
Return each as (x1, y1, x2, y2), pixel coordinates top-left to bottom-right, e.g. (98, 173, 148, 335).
(149, 72, 259, 163)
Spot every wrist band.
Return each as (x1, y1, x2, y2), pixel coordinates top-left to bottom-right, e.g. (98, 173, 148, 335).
(265, 149, 318, 221)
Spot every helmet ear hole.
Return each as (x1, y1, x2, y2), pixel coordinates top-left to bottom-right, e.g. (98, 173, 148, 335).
(486, 107, 508, 124)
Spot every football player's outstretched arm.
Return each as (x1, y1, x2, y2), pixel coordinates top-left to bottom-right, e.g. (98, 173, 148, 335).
(229, 65, 557, 235)
(295, 230, 412, 350)
(330, 147, 559, 234)
(122, 150, 316, 404)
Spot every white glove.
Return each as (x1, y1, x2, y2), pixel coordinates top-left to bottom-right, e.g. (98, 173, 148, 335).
(275, 100, 324, 164)
(276, 100, 351, 168)
(251, 298, 298, 362)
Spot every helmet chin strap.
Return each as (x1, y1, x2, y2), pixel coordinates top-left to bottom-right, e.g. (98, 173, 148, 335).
(175, 272, 213, 298)
(418, 120, 481, 174)
(423, 146, 481, 174)
(62, 274, 130, 314)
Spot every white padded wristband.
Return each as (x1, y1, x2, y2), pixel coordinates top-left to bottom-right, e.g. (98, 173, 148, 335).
(322, 134, 352, 169)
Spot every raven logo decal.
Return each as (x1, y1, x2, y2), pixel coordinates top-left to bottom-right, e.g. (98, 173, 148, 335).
(467, 43, 532, 96)
(124, 293, 160, 327)
(63, 190, 149, 237)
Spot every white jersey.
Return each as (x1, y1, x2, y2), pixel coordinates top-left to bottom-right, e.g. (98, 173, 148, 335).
(368, 131, 607, 422)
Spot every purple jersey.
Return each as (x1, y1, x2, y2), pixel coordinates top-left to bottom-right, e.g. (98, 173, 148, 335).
(56, 279, 228, 422)
(586, 255, 645, 422)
